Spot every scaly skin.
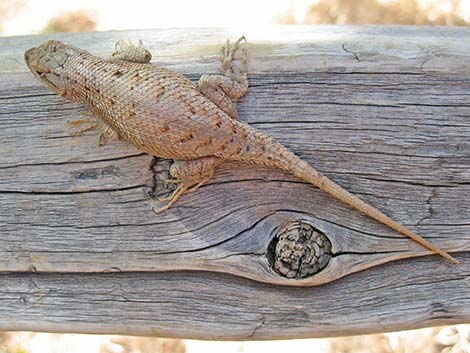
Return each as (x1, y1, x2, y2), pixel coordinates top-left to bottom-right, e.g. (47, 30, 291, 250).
(24, 38, 458, 264)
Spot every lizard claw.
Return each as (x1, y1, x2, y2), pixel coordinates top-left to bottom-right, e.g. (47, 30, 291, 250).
(164, 178, 181, 184)
(157, 194, 174, 202)
(154, 183, 189, 214)
(220, 36, 247, 75)
(153, 204, 170, 215)
(154, 176, 211, 214)
(68, 118, 98, 136)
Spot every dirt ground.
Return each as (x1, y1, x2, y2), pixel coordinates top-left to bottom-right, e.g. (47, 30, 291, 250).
(1, 325, 469, 353)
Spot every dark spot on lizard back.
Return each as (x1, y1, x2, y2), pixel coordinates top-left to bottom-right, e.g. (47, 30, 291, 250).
(220, 142, 228, 151)
(201, 137, 213, 147)
(195, 137, 214, 150)
(113, 70, 123, 77)
(230, 122, 237, 134)
(180, 132, 193, 143)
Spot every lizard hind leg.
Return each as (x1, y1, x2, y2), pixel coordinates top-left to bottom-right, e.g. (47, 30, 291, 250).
(153, 157, 220, 214)
(198, 36, 249, 119)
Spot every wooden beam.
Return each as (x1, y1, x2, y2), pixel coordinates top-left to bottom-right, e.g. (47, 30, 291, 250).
(1, 26, 469, 338)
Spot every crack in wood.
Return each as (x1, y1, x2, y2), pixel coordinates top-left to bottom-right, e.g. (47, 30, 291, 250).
(341, 43, 361, 62)
(249, 315, 266, 338)
(0, 184, 144, 195)
(417, 188, 438, 227)
(0, 152, 146, 170)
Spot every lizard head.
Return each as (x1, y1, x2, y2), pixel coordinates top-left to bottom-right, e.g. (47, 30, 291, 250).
(25, 40, 71, 94)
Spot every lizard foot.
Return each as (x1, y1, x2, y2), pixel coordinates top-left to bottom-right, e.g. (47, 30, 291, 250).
(197, 35, 249, 117)
(157, 179, 181, 202)
(153, 175, 212, 214)
(98, 124, 121, 146)
(220, 36, 247, 77)
(68, 118, 98, 136)
(112, 38, 152, 63)
(153, 157, 219, 214)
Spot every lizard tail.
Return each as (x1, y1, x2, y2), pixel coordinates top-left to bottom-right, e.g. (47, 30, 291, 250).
(290, 157, 458, 264)
(235, 133, 458, 264)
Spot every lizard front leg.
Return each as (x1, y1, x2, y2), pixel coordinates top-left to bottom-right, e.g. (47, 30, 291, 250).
(111, 39, 152, 63)
(198, 36, 249, 120)
(154, 156, 220, 214)
(98, 123, 121, 146)
(68, 114, 121, 146)
(68, 117, 98, 136)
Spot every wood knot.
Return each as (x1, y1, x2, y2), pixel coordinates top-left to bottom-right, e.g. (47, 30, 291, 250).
(268, 220, 331, 279)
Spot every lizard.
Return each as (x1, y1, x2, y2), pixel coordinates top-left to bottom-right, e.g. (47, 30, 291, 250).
(24, 36, 458, 264)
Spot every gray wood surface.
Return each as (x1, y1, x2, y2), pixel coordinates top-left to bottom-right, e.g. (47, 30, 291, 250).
(1, 26, 470, 338)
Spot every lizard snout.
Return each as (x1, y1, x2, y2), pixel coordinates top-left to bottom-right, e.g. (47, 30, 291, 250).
(24, 47, 37, 65)
(24, 46, 44, 74)
(25, 40, 69, 75)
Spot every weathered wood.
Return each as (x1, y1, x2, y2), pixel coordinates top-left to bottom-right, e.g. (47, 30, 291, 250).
(1, 26, 470, 337)
(1, 255, 469, 340)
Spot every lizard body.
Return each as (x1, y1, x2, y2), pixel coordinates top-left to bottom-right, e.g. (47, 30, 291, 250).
(24, 37, 457, 264)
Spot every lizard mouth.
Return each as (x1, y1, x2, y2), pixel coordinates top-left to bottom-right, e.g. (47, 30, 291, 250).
(38, 72, 61, 92)
(25, 50, 61, 91)
(30, 66, 60, 90)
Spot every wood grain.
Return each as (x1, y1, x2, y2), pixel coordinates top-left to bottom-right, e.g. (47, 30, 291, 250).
(1, 26, 470, 337)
